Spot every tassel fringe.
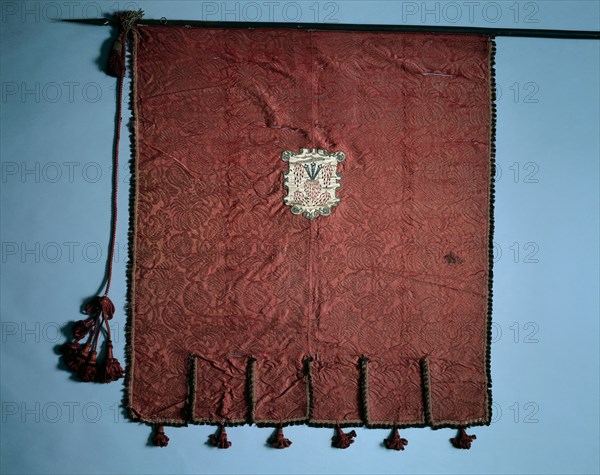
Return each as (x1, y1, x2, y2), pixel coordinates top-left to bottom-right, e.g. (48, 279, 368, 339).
(450, 427, 477, 449)
(210, 425, 232, 449)
(152, 425, 169, 447)
(384, 426, 408, 451)
(141, 423, 481, 450)
(269, 424, 292, 449)
(331, 426, 356, 449)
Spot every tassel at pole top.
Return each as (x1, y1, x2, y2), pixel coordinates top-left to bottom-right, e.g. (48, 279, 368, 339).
(116, 9, 145, 30)
(106, 9, 144, 77)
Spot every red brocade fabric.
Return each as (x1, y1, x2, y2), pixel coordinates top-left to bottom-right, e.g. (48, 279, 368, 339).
(127, 25, 494, 429)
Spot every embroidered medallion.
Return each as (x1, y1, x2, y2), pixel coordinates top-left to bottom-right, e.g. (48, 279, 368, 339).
(282, 148, 345, 219)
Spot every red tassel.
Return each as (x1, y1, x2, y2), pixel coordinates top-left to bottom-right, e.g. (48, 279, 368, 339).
(331, 426, 356, 449)
(269, 424, 292, 449)
(76, 308, 103, 382)
(106, 33, 125, 78)
(101, 341, 124, 382)
(71, 344, 90, 372)
(72, 317, 96, 340)
(384, 426, 408, 451)
(78, 350, 98, 382)
(210, 425, 232, 449)
(59, 10, 144, 385)
(152, 425, 169, 447)
(63, 341, 90, 372)
(84, 296, 115, 317)
(60, 341, 81, 367)
(61, 295, 124, 383)
(99, 296, 115, 318)
(450, 427, 477, 449)
(102, 357, 124, 382)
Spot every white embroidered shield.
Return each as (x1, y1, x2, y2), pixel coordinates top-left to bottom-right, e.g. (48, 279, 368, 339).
(282, 148, 346, 219)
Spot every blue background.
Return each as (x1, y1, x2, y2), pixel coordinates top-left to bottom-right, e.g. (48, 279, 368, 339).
(1, 1, 599, 474)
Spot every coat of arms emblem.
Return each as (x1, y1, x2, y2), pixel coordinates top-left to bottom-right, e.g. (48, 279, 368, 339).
(282, 148, 346, 219)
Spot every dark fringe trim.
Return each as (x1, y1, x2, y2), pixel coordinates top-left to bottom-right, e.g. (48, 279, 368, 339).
(255, 419, 308, 428)
(210, 420, 248, 428)
(420, 358, 433, 426)
(246, 356, 256, 424)
(359, 355, 370, 425)
(305, 356, 314, 421)
(123, 25, 141, 425)
(484, 35, 497, 427)
(307, 421, 362, 429)
(367, 421, 428, 430)
(187, 354, 198, 422)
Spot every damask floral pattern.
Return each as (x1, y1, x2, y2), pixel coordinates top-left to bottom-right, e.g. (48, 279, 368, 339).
(128, 26, 494, 430)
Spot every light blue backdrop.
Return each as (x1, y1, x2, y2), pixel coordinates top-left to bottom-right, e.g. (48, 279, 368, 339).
(1, 1, 599, 474)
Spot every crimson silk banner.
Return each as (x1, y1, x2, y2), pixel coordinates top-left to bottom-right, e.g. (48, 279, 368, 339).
(126, 25, 495, 434)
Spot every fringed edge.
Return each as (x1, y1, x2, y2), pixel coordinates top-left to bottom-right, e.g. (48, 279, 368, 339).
(420, 358, 433, 427)
(359, 355, 370, 425)
(305, 356, 314, 421)
(247, 356, 256, 424)
(123, 23, 142, 423)
(483, 35, 497, 427)
(186, 353, 198, 422)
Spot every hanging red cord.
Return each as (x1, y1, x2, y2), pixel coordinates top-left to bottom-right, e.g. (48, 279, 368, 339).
(59, 10, 144, 383)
